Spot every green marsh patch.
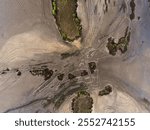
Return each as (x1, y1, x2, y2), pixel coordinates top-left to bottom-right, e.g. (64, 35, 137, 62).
(51, 0, 82, 42)
(107, 27, 131, 56)
(71, 91, 93, 113)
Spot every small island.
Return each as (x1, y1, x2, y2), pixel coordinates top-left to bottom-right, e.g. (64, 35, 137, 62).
(51, 0, 82, 42)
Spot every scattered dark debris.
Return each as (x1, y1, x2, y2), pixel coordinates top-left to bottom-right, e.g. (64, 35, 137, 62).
(107, 27, 131, 56)
(0, 68, 10, 75)
(0, 68, 22, 76)
(16, 69, 22, 76)
(43, 69, 53, 80)
(57, 73, 64, 81)
(68, 73, 76, 80)
(5, 68, 10, 71)
(71, 91, 93, 113)
(80, 70, 88, 76)
(105, 85, 112, 92)
(99, 85, 112, 96)
(138, 16, 141, 20)
(88, 62, 96, 74)
(118, 28, 130, 53)
(118, 37, 128, 53)
(119, 1, 127, 13)
(107, 37, 118, 56)
(130, 0, 136, 20)
(1, 71, 6, 75)
(30, 66, 53, 80)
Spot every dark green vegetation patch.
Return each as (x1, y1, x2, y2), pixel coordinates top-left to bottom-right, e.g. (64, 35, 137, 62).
(72, 91, 93, 113)
(51, 0, 82, 42)
(88, 62, 96, 74)
(130, 0, 135, 20)
(107, 27, 131, 56)
(99, 85, 112, 96)
(30, 66, 53, 80)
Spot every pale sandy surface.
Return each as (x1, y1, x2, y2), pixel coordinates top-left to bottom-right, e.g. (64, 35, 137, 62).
(0, 0, 150, 112)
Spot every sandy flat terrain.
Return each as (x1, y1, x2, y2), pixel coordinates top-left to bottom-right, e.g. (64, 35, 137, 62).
(0, 0, 150, 112)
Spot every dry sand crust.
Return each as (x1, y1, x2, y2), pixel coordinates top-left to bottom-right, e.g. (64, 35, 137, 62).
(0, 0, 150, 112)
